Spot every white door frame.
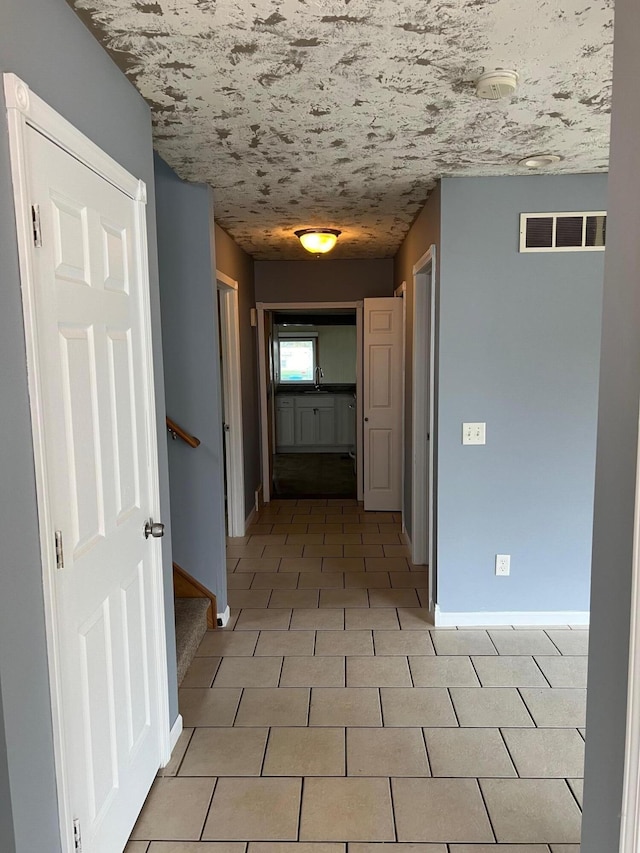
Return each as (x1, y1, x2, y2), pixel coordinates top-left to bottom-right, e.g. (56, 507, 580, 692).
(3, 73, 171, 853)
(394, 281, 407, 524)
(619, 402, 640, 852)
(256, 301, 363, 503)
(216, 270, 246, 536)
(411, 247, 437, 601)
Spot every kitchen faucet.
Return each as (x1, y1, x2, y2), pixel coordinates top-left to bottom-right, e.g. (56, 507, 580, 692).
(314, 365, 324, 389)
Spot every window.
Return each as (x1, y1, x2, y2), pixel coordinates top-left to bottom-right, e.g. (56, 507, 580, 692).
(279, 337, 317, 382)
(519, 211, 607, 252)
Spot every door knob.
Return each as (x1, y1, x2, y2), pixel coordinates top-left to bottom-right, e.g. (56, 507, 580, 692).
(364, 417, 369, 422)
(144, 519, 165, 539)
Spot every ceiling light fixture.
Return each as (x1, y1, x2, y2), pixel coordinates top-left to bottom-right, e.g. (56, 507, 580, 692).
(475, 69, 519, 100)
(518, 153, 564, 169)
(295, 228, 341, 255)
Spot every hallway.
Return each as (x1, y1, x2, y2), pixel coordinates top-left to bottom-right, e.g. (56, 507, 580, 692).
(128, 500, 586, 851)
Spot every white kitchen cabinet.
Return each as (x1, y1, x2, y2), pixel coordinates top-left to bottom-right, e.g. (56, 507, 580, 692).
(295, 406, 318, 445)
(276, 397, 295, 446)
(336, 395, 356, 447)
(275, 392, 354, 451)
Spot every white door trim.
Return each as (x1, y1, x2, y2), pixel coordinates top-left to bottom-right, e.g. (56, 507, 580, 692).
(411, 247, 436, 600)
(256, 301, 363, 503)
(394, 281, 407, 521)
(216, 270, 246, 536)
(3, 72, 170, 853)
(619, 401, 640, 853)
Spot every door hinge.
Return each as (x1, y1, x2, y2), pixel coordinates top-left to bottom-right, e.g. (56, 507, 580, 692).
(55, 530, 64, 570)
(31, 204, 42, 248)
(73, 818, 82, 852)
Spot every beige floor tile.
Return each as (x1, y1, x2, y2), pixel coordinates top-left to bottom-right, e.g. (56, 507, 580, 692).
(251, 573, 299, 589)
(350, 846, 445, 852)
(308, 523, 344, 534)
(179, 688, 241, 727)
(279, 557, 323, 573)
(280, 656, 345, 687)
(397, 608, 435, 630)
(315, 630, 373, 656)
(297, 572, 345, 589)
(392, 778, 494, 843)
(390, 572, 425, 588)
(296, 514, 324, 524)
(320, 588, 369, 608)
(325, 534, 362, 544)
(124, 843, 150, 853)
(203, 777, 301, 841)
(431, 630, 496, 655)
(568, 778, 583, 807)
(383, 544, 410, 557)
(249, 534, 288, 546)
(471, 655, 549, 687)
(236, 557, 282, 573)
(365, 557, 410, 572)
(254, 630, 315, 656)
(226, 556, 240, 570)
(235, 687, 310, 726)
(344, 572, 390, 589)
(450, 688, 534, 727)
(323, 557, 366, 573)
(130, 777, 215, 840)
(380, 688, 457, 726)
(410, 656, 479, 687)
(480, 778, 582, 843)
(502, 728, 585, 777)
(344, 524, 380, 534)
(343, 544, 385, 557)
(213, 656, 282, 688)
(179, 727, 268, 776)
(424, 727, 516, 777)
(361, 533, 402, 545)
(269, 589, 320, 609)
(546, 629, 589, 655)
(548, 847, 581, 853)
(181, 657, 221, 689)
(303, 545, 344, 558)
(263, 726, 345, 775)
(234, 609, 292, 630)
(519, 688, 587, 727)
(347, 727, 430, 776)
(300, 777, 393, 841)
(228, 572, 254, 589)
(159, 728, 193, 777)
(373, 631, 435, 656)
(345, 609, 400, 630)
(227, 545, 265, 559)
(263, 544, 304, 559)
(248, 843, 346, 852)
(290, 609, 345, 630)
(228, 589, 272, 609)
(535, 656, 589, 687)
(285, 532, 324, 543)
(247, 524, 275, 535)
(489, 630, 561, 656)
(309, 688, 382, 726)
(450, 847, 548, 852)
(370, 589, 421, 608)
(346, 655, 412, 687)
(147, 843, 248, 852)
(197, 630, 258, 657)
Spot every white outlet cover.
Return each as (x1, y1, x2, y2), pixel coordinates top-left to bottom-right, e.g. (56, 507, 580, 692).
(463, 422, 486, 445)
(496, 554, 511, 576)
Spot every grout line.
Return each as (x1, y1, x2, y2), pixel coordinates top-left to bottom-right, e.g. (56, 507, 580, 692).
(532, 655, 554, 688)
(231, 688, 243, 726)
(389, 773, 398, 842)
(198, 775, 218, 841)
(565, 776, 583, 812)
(517, 686, 539, 728)
(467, 655, 483, 687)
(476, 777, 498, 844)
(296, 776, 304, 842)
(420, 725, 432, 776)
(258, 726, 270, 777)
(172, 726, 196, 777)
(447, 687, 461, 727)
(497, 726, 519, 777)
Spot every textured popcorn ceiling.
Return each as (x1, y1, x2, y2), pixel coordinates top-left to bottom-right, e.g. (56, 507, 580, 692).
(70, 0, 613, 259)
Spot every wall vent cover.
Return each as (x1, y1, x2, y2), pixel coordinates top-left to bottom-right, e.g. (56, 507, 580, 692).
(519, 211, 606, 253)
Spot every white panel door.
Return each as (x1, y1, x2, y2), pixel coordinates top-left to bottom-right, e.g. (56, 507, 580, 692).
(363, 298, 403, 510)
(25, 127, 166, 853)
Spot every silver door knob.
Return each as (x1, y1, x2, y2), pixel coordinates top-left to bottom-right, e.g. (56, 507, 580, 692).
(144, 520, 165, 539)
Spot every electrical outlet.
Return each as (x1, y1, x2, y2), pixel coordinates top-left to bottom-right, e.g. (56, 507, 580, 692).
(463, 422, 486, 445)
(495, 554, 510, 576)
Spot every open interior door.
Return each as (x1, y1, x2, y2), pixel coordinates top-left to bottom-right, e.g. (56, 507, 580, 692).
(363, 297, 403, 511)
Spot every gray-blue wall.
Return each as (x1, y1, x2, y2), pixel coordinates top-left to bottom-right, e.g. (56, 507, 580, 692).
(155, 156, 228, 611)
(0, 1, 177, 849)
(438, 174, 606, 614)
(582, 0, 640, 845)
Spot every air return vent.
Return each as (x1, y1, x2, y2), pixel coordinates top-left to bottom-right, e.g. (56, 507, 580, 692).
(519, 212, 606, 253)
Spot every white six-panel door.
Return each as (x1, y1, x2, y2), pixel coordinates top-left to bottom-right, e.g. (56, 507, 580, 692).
(24, 125, 166, 853)
(363, 297, 403, 510)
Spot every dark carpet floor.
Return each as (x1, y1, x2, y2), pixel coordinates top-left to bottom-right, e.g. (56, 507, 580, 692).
(273, 452, 357, 498)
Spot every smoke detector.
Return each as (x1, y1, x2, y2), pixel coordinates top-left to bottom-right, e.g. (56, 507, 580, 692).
(518, 153, 563, 169)
(475, 69, 519, 100)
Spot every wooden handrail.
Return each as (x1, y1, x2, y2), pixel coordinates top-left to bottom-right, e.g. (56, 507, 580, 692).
(166, 416, 200, 448)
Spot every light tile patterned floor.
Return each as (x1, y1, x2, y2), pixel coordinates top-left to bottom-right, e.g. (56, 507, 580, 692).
(128, 499, 586, 852)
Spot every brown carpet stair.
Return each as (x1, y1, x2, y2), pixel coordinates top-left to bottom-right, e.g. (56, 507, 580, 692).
(175, 597, 210, 685)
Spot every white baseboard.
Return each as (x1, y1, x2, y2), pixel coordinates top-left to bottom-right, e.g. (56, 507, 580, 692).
(434, 605, 590, 627)
(245, 505, 257, 531)
(169, 714, 183, 753)
(401, 524, 412, 550)
(217, 605, 231, 627)
(255, 483, 263, 513)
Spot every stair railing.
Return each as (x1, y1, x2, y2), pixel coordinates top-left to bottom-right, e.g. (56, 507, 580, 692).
(166, 416, 201, 448)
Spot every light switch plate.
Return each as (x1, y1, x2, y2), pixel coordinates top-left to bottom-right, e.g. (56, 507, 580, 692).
(462, 422, 486, 445)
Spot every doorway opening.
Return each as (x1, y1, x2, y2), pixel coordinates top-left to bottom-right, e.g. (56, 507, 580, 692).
(257, 303, 364, 502)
